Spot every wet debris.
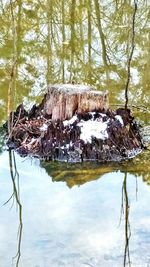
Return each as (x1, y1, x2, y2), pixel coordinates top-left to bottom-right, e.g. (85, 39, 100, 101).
(3, 103, 143, 163)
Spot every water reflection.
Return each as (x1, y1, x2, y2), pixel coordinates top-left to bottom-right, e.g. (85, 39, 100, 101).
(120, 173, 131, 267)
(0, 1, 150, 123)
(0, 0, 150, 266)
(0, 151, 150, 266)
(41, 160, 150, 267)
(41, 159, 150, 266)
(41, 153, 150, 188)
(4, 150, 23, 267)
(41, 161, 117, 187)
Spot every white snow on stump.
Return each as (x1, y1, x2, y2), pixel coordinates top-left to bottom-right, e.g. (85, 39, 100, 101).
(115, 115, 124, 126)
(40, 123, 48, 131)
(63, 115, 78, 127)
(78, 120, 109, 143)
(39, 113, 125, 144)
(127, 148, 142, 158)
(63, 112, 110, 143)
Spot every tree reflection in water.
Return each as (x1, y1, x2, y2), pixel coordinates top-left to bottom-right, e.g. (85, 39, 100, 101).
(3, 150, 23, 267)
(120, 172, 132, 267)
(123, 173, 131, 267)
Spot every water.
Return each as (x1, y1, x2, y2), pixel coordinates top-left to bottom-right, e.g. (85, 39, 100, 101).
(0, 1, 150, 266)
(0, 150, 150, 267)
(0, 131, 150, 267)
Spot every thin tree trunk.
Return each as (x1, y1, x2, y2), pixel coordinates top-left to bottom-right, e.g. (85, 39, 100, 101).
(62, 0, 65, 83)
(87, 0, 92, 84)
(125, 0, 137, 110)
(93, 0, 109, 81)
(70, 0, 76, 81)
(16, 0, 22, 67)
(79, 0, 85, 62)
(8, 150, 23, 267)
(8, 0, 17, 134)
(140, 31, 150, 104)
(46, 0, 53, 84)
(123, 173, 131, 267)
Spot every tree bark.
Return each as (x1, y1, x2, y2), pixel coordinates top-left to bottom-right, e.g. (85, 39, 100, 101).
(43, 84, 109, 120)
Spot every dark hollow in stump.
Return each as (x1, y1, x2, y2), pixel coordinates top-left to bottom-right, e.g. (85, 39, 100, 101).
(4, 84, 143, 163)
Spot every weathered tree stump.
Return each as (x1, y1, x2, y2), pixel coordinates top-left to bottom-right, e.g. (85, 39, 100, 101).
(4, 84, 143, 163)
(43, 84, 109, 120)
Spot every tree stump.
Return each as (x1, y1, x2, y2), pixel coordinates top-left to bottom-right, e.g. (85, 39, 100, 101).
(5, 84, 143, 163)
(43, 84, 109, 121)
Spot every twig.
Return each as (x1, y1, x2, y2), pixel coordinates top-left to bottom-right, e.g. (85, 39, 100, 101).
(7, 107, 22, 141)
(110, 103, 148, 112)
(3, 193, 14, 206)
(18, 122, 40, 135)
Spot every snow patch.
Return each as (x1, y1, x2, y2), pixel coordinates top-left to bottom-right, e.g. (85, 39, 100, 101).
(63, 115, 78, 127)
(78, 120, 108, 143)
(127, 148, 142, 159)
(63, 112, 126, 143)
(63, 113, 110, 143)
(115, 115, 124, 126)
(40, 124, 48, 131)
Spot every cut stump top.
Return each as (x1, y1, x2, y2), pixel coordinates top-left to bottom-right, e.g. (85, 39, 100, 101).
(47, 84, 107, 95)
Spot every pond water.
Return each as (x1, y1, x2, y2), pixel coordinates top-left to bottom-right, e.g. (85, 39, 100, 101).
(0, 1, 150, 267)
(0, 150, 150, 267)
